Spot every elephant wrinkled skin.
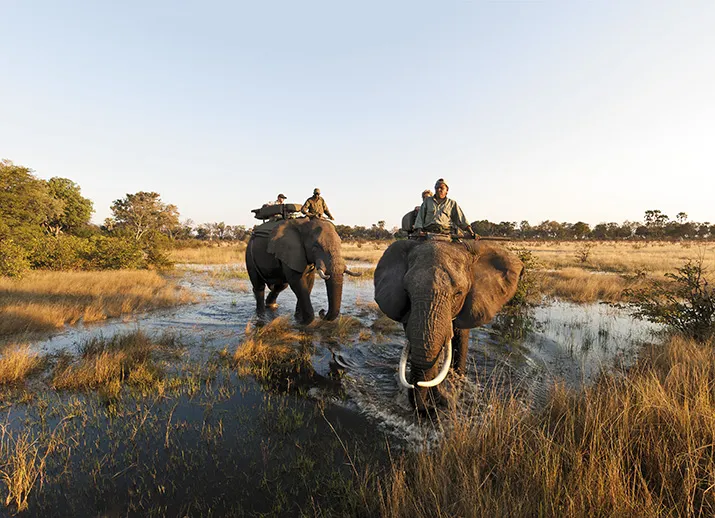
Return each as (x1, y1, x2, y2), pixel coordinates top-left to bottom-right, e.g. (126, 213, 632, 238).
(246, 218, 356, 324)
(374, 239, 523, 411)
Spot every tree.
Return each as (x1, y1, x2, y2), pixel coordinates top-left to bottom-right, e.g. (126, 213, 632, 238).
(109, 192, 180, 242)
(571, 221, 591, 239)
(45, 177, 94, 236)
(0, 159, 62, 243)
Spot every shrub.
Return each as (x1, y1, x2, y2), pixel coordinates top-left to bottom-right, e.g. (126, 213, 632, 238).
(624, 258, 715, 342)
(29, 235, 90, 270)
(0, 240, 30, 278)
(85, 236, 146, 269)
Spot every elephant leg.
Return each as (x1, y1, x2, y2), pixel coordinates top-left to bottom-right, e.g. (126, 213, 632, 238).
(451, 327, 470, 375)
(409, 366, 448, 413)
(265, 283, 288, 308)
(287, 271, 315, 325)
(248, 273, 266, 314)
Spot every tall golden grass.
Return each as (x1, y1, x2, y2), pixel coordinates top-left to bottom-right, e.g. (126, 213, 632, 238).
(52, 330, 181, 396)
(169, 242, 247, 264)
(524, 240, 715, 277)
(0, 271, 194, 337)
(377, 335, 715, 517)
(0, 346, 43, 385)
(534, 267, 648, 303)
(232, 317, 311, 386)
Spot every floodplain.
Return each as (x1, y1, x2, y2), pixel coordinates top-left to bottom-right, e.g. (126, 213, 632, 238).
(0, 239, 713, 516)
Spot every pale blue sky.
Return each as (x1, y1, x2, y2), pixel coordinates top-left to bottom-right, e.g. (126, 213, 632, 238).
(2, 1, 714, 228)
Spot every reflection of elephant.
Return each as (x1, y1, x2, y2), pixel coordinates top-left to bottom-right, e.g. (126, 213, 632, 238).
(374, 239, 523, 411)
(246, 218, 360, 324)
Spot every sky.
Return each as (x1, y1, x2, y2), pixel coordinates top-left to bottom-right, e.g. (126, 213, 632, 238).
(2, 1, 714, 229)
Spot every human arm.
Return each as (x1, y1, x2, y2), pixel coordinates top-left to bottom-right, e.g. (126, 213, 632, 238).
(413, 200, 428, 230)
(322, 200, 334, 220)
(451, 202, 475, 236)
(301, 199, 310, 215)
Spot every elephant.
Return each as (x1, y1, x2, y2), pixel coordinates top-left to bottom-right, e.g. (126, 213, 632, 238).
(374, 238, 523, 411)
(246, 217, 360, 324)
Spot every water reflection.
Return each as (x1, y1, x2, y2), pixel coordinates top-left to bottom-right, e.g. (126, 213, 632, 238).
(28, 266, 660, 442)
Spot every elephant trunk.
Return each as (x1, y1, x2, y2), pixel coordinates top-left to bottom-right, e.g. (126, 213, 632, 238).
(323, 276, 343, 320)
(405, 295, 454, 380)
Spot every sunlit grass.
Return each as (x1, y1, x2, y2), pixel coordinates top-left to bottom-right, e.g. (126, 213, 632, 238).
(0, 271, 194, 337)
(376, 334, 715, 517)
(169, 242, 247, 264)
(0, 346, 43, 385)
(341, 241, 390, 263)
(231, 317, 311, 387)
(52, 330, 183, 396)
(522, 240, 715, 277)
(534, 267, 648, 303)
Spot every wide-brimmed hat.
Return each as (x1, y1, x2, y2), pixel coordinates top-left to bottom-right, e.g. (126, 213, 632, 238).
(434, 178, 448, 189)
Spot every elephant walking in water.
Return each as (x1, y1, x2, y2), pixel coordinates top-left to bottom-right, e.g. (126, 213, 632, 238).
(374, 239, 523, 411)
(246, 217, 360, 325)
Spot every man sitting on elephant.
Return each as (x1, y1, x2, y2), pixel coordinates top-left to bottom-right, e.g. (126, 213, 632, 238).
(414, 178, 476, 238)
(301, 188, 334, 220)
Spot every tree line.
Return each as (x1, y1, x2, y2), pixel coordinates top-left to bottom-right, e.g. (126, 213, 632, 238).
(2, 158, 713, 276)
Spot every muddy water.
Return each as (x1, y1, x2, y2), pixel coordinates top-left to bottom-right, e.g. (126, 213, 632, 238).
(31, 264, 660, 443)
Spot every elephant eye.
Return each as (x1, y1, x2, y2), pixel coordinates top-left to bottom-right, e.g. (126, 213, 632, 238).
(454, 291, 463, 297)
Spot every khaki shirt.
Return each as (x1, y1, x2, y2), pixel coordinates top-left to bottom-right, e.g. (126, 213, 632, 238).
(414, 196, 470, 232)
(301, 196, 333, 219)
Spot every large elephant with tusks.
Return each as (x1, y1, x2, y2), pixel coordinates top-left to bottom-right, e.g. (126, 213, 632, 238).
(246, 217, 360, 324)
(374, 239, 523, 411)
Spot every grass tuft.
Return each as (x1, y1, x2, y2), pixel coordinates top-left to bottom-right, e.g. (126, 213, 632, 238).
(0, 346, 43, 385)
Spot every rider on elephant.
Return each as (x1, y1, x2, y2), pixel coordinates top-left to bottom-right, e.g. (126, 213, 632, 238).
(414, 178, 476, 238)
(301, 188, 334, 220)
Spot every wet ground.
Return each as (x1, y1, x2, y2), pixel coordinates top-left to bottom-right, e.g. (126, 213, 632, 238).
(30, 264, 660, 444)
(0, 263, 664, 516)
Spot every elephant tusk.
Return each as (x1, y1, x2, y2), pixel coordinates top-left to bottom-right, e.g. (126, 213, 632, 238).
(398, 342, 414, 389)
(317, 268, 330, 280)
(416, 339, 453, 388)
(344, 268, 362, 277)
(398, 338, 453, 389)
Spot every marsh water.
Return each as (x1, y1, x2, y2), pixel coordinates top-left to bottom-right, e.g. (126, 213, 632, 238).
(31, 264, 660, 443)
(6, 263, 663, 516)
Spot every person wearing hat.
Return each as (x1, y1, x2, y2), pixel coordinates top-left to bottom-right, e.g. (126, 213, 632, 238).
(301, 188, 334, 220)
(414, 178, 476, 237)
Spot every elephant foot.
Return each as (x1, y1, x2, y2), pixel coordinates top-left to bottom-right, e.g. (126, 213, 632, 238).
(410, 386, 450, 414)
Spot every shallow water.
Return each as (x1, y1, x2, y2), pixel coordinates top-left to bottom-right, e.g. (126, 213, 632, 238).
(30, 264, 660, 443)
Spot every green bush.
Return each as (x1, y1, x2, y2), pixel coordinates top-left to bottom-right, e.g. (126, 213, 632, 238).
(29, 235, 91, 270)
(143, 234, 174, 270)
(0, 239, 30, 277)
(85, 236, 146, 269)
(624, 258, 715, 342)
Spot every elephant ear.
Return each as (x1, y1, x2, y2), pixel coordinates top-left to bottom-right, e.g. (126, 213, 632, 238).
(374, 240, 417, 322)
(267, 221, 308, 273)
(454, 242, 524, 328)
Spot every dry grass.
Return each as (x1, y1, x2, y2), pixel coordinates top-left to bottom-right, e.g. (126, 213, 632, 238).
(378, 334, 715, 517)
(169, 242, 247, 264)
(534, 267, 648, 303)
(0, 346, 43, 385)
(0, 416, 70, 513)
(52, 331, 181, 396)
(0, 270, 194, 337)
(341, 241, 390, 263)
(232, 317, 310, 385)
(523, 240, 715, 277)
